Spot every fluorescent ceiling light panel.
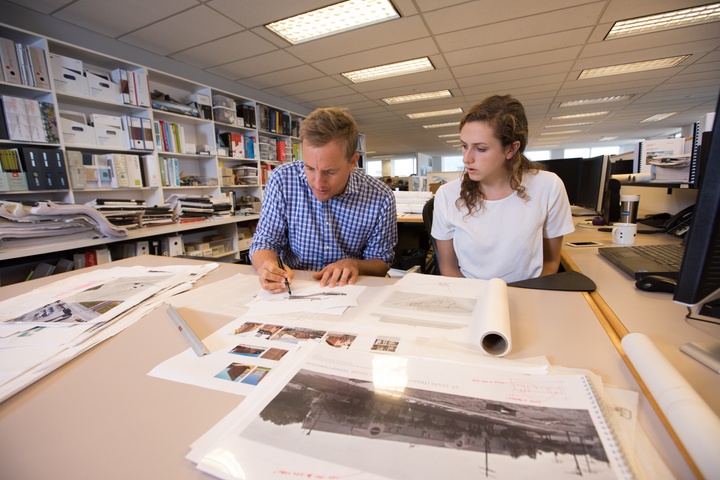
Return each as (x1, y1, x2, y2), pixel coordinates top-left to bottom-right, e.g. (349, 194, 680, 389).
(578, 55, 689, 79)
(382, 90, 452, 105)
(423, 122, 460, 129)
(540, 130, 581, 135)
(600, 137, 618, 141)
(551, 111, 609, 120)
(406, 108, 462, 119)
(606, 3, 720, 39)
(266, 0, 399, 44)
(343, 57, 434, 83)
(438, 133, 460, 138)
(641, 112, 677, 122)
(559, 95, 633, 107)
(544, 122, 593, 128)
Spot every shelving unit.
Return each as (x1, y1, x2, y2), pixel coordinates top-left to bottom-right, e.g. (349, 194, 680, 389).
(0, 22, 310, 283)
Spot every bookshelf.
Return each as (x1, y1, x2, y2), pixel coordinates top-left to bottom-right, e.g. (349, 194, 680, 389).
(0, 21, 312, 282)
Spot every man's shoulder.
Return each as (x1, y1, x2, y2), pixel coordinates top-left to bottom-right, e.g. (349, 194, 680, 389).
(352, 170, 394, 197)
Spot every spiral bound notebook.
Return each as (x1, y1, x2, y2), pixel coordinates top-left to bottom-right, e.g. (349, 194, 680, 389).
(191, 347, 638, 479)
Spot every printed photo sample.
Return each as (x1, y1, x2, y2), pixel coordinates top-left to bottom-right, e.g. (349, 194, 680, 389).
(237, 369, 620, 479)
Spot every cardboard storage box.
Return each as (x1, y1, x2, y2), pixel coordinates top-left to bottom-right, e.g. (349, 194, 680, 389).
(92, 114, 128, 149)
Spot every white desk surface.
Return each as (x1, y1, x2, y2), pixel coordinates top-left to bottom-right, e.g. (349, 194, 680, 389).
(0, 255, 693, 479)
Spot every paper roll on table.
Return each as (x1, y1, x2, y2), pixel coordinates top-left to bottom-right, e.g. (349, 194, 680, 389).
(621, 332, 720, 478)
(611, 172, 654, 184)
(469, 278, 511, 356)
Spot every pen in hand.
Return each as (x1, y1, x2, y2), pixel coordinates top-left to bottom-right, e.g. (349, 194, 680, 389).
(277, 255, 292, 295)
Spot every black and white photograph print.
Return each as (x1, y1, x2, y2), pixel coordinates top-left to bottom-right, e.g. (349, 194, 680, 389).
(239, 369, 620, 479)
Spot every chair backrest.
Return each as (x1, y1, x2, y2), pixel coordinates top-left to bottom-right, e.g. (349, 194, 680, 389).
(422, 197, 440, 275)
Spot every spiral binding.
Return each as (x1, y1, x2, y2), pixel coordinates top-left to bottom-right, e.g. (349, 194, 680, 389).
(581, 375, 637, 479)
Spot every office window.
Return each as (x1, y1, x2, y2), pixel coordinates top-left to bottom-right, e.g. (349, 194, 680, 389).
(565, 148, 590, 158)
(442, 155, 464, 171)
(366, 160, 382, 177)
(526, 150, 551, 161)
(590, 146, 621, 156)
(392, 158, 415, 176)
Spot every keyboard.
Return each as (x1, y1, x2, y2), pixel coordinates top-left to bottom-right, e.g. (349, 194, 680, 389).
(629, 244, 685, 269)
(598, 243, 685, 280)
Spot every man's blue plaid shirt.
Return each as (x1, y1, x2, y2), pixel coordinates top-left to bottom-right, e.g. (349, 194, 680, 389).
(249, 161, 398, 271)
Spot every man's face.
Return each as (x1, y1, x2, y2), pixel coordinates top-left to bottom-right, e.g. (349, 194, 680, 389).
(303, 140, 358, 202)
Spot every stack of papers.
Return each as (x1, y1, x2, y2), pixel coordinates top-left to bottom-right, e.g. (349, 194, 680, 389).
(0, 262, 218, 402)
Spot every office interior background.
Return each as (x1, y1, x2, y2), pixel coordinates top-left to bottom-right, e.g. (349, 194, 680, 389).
(2, 0, 718, 212)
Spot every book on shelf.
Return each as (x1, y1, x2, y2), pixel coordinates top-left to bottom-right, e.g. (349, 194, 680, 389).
(27, 45, 51, 90)
(109, 68, 131, 104)
(0, 37, 21, 85)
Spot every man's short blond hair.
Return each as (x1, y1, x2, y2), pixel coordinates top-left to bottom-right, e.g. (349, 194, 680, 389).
(300, 107, 359, 161)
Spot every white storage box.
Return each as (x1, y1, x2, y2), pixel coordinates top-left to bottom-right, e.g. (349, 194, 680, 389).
(60, 117, 96, 146)
(86, 71, 121, 102)
(50, 54, 89, 96)
(92, 114, 129, 149)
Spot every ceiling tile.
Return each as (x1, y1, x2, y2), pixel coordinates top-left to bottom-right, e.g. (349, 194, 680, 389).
(119, 5, 242, 55)
(171, 31, 276, 69)
(207, 49, 304, 79)
(54, 0, 198, 38)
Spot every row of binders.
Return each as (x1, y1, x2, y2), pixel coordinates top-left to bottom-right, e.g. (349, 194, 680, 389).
(257, 104, 300, 137)
(0, 95, 59, 143)
(0, 146, 68, 192)
(65, 151, 160, 190)
(0, 37, 50, 88)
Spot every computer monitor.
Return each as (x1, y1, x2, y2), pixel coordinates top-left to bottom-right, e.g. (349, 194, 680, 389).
(535, 157, 583, 206)
(575, 155, 610, 215)
(673, 95, 720, 370)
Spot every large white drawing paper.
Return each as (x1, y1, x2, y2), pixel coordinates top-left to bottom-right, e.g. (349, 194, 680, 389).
(374, 273, 512, 356)
(622, 332, 720, 479)
(0, 263, 218, 402)
(245, 281, 364, 317)
(193, 346, 636, 480)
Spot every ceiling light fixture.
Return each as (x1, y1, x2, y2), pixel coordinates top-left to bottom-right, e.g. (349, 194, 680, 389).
(606, 3, 720, 39)
(407, 108, 462, 119)
(559, 95, 633, 107)
(600, 137, 618, 141)
(423, 122, 460, 129)
(382, 90, 452, 104)
(641, 112, 677, 122)
(437, 133, 460, 138)
(578, 55, 690, 79)
(544, 122, 593, 128)
(551, 111, 609, 120)
(343, 57, 434, 83)
(540, 130, 581, 135)
(266, 0, 399, 45)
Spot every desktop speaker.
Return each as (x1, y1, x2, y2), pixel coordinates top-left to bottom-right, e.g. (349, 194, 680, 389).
(603, 179, 621, 224)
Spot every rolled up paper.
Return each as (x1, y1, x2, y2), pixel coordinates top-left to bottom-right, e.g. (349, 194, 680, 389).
(469, 278, 511, 356)
(610, 172, 655, 184)
(621, 332, 720, 478)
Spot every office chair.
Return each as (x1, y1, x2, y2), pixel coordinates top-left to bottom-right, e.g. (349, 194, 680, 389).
(422, 197, 440, 275)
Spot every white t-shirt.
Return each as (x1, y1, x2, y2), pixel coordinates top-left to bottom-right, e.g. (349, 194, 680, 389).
(432, 170, 575, 282)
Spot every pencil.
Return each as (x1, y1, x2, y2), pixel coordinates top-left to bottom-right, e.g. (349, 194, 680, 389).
(277, 255, 292, 294)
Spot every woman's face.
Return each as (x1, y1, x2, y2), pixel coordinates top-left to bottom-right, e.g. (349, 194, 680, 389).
(460, 121, 519, 184)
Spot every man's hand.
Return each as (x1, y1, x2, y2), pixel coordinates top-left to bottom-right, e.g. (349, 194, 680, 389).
(257, 258, 294, 293)
(312, 258, 359, 287)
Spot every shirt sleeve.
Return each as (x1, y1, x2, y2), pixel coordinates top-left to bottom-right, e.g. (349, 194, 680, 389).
(361, 191, 398, 265)
(431, 184, 454, 241)
(249, 172, 288, 257)
(543, 173, 576, 239)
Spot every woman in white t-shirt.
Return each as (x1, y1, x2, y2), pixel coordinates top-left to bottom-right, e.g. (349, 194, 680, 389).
(432, 95, 575, 283)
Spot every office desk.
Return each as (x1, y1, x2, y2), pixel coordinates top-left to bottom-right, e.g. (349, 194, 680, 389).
(0, 255, 689, 479)
(564, 226, 720, 478)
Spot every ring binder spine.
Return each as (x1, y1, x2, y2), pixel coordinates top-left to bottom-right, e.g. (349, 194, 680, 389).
(581, 375, 636, 479)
